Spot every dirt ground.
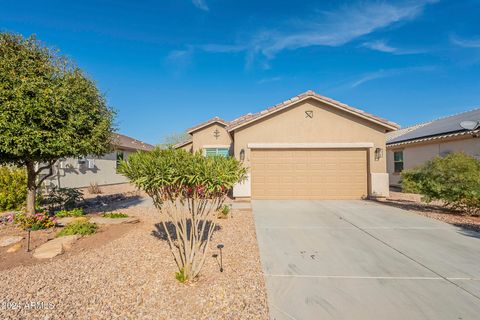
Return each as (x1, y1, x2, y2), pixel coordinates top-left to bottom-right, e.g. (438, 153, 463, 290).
(0, 222, 133, 271)
(0, 196, 268, 319)
(379, 190, 480, 232)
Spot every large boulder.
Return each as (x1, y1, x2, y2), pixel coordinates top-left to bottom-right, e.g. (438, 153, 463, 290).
(0, 236, 23, 247)
(33, 235, 80, 259)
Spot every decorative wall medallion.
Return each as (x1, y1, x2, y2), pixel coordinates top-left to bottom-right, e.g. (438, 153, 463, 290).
(213, 129, 220, 139)
(305, 110, 313, 118)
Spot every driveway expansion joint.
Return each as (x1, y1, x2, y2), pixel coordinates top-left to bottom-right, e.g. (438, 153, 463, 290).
(334, 212, 480, 302)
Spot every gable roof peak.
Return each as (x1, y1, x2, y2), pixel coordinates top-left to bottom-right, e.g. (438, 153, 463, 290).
(226, 90, 399, 132)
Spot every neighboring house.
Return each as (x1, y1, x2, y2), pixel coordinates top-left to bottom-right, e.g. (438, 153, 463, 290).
(387, 108, 480, 186)
(43, 133, 154, 189)
(175, 90, 399, 199)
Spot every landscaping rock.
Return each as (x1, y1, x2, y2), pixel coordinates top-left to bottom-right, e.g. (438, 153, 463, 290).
(89, 217, 139, 225)
(56, 217, 77, 226)
(0, 235, 23, 247)
(7, 243, 22, 253)
(33, 235, 80, 259)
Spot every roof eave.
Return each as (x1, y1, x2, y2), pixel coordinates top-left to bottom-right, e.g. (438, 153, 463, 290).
(227, 95, 399, 132)
(387, 129, 479, 148)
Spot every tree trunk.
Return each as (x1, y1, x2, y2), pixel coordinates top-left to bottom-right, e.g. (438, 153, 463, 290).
(26, 161, 37, 215)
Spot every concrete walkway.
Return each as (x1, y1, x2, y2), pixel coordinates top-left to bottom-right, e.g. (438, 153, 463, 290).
(253, 200, 480, 320)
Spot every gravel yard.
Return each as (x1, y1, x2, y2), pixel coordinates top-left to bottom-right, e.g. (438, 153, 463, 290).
(379, 190, 480, 232)
(0, 202, 268, 319)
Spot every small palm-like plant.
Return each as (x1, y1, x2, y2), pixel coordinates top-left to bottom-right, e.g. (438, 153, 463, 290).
(119, 148, 246, 282)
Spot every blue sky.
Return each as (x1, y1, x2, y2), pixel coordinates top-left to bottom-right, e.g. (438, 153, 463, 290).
(1, 0, 480, 144)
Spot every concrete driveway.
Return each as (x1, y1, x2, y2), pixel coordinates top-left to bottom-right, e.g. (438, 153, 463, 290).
(253, 200, 480, 320)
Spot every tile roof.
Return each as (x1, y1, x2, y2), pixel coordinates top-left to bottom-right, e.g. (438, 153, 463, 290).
(186, 116, 228, 133)
(174, 138, 193, 148)
(387, 108, 480, 145)
(112, 133, 155, 151)
(225, 90, 399, 131)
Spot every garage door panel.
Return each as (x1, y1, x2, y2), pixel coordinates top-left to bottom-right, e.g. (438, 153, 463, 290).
(251, 149, 367, 200)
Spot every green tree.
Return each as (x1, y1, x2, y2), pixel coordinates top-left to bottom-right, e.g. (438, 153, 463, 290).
(0, 33, 115, 214)
(401, 152, 480, 215)
(160, 131, 190, 148)
(119, 148, 246, 282)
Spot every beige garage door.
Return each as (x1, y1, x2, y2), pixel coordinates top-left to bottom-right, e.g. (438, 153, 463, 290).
(251, 149, 368, 200)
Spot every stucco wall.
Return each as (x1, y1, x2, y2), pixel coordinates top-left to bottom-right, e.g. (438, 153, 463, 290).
(387, 136, 480, 186)
(191, 123, 232, 153)
(233, 99, 388, 173)
(45, 149, 133, 189)
(179, 142, 193, 152)
(232, 99, 389, 197)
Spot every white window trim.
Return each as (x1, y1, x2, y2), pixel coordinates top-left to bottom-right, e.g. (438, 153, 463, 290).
(247, 142, 374, 149)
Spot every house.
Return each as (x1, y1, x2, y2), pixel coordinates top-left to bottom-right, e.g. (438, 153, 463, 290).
(44, 133, 154, 189)
(387, 108, 480, 186)
(175, 90, 399, 200)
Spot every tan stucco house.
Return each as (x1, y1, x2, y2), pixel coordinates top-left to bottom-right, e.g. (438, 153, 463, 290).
(43, 133, 154, 189)
(175, 90, 399, 200)
(387, 108, 480, 186)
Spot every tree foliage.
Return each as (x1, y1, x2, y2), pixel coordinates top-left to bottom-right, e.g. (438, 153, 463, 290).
(119, 148, 247, 281)
(0, 32, 115, 213)
(401, 152, 480, 215)
(0, 166, 27, 211)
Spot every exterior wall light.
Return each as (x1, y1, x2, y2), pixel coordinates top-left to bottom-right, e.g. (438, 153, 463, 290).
(374, 147, 383, 161)
(239, 149, 245, 161)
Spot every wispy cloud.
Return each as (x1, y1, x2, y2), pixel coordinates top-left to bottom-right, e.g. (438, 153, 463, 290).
(192, 0, 209, 11)
(361, 40, 425, 55)
(350, 65, 437, 88)
(362, 40, 398, 53)
(450, 34, 480, 48)
(165, 47, 194, 76)
(192, 0, 437, 67)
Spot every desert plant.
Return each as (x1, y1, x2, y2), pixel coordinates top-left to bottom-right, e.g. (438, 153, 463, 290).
(0, 166, 27, 211)
(55, 208, 85, 218)
(44, 187, 84, 211)
(102, 212, 128, 218)
(119, 148, 246, 282)
(217, 204, 231, 219)
(87, 182, 102, 194)
(401, 152, 480, 215)
(57, 220, 97, 237)
(14, 211, 56, 230)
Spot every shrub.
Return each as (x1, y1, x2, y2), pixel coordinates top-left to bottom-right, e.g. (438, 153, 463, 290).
(55, 208, 85, 218)
(87, 182, 102, 194)
(102, 212, 128, 218)
(119, 148, 246, 282)
(0, 166, 27, 211)
(217, 204, 231, 219)
(401, 152, 480, 215)
(14, 211, 57, 230)
(57, 220, 97, 237)
(43, 187, 84, 211)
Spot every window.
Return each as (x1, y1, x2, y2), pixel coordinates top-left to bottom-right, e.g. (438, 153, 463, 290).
(393, 151, 404, 173)
(204, 148, 229, 157)
(116, 151, 124, 172)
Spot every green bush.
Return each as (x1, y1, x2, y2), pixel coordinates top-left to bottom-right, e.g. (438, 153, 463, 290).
(102, 212, 128, 218)
(401, 153, 480, 215)
(217, 204, 230, 219)
(14, 211, 56, 230)
(119, 148, 247, 282)
(44, 187, 84, 211)
(57, 220, 97, 237)
(55, 208, 85, 218)
(0, 166, 27, 211)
